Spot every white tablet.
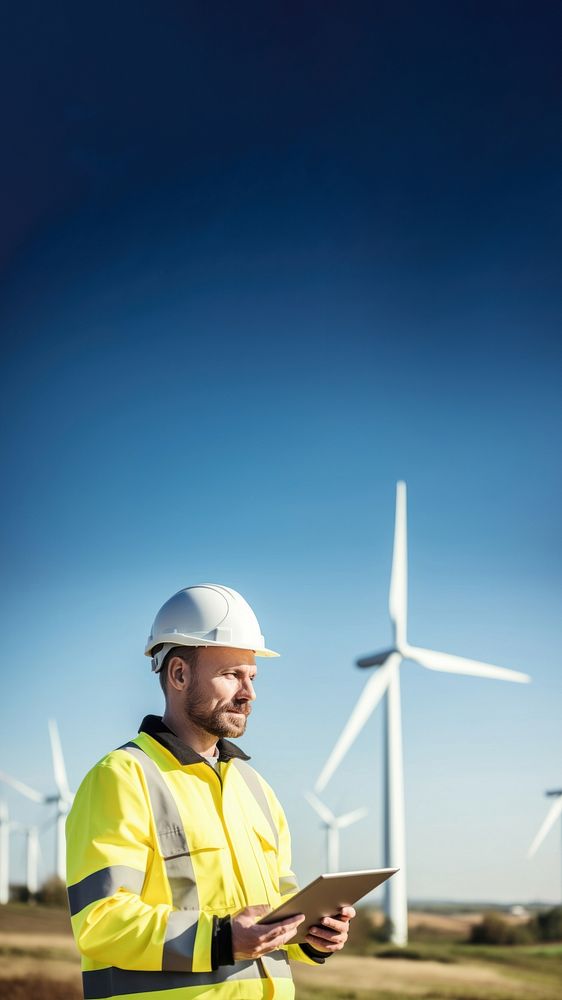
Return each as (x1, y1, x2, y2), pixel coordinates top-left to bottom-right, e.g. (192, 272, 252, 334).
(257, 867, 399, 944)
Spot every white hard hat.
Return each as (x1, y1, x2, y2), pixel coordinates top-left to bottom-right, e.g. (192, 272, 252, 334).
(145, 583, 280, 672)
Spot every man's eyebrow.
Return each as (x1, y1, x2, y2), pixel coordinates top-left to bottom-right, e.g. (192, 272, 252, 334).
(219, 666, 258, 676)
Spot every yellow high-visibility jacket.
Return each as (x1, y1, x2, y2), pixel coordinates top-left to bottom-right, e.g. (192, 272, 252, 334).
(66, 716, 324, 1000)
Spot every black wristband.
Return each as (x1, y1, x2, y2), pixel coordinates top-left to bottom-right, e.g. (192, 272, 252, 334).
(300, 942, 332, 963)
(211, 915, 235, 969)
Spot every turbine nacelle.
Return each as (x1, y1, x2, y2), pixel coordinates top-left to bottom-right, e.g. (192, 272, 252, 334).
(356, 648, 397, 668)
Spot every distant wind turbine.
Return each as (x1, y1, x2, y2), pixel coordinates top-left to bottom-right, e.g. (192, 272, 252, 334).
(305, 791, 367, 872)
(10, 822, 40, 897)
(528, 789, 562, 901)
(0, 804, 41, 904)
(0, 802, 9, 904)
(315, 481, 530, 946)
(0, 719, 73, 881)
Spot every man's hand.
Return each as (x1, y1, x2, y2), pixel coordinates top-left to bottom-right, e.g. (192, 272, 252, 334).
(304, 905, 356, 953)
(231, 905, 305, 960)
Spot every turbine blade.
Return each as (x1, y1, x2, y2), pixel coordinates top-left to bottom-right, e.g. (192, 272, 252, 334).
(0, 770, 45, 803)
(315, 654, 399, 792)
(528, 796, 562, 857)
(336, 807, 368, 829)
(48, 719, 72, 801)
(389, 481, 407, 645)
(304, 791, 334, 825)
(406, 645, 530, 684)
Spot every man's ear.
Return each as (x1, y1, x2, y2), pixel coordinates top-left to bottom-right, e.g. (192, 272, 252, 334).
(167, 656, 189, 692)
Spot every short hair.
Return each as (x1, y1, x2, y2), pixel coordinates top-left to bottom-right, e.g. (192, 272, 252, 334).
(158, 646, 199, 695)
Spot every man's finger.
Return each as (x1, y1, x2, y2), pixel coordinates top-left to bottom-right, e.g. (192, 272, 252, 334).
(261, 915, 304, 939)
(308, 925, 344, 941)
(305, 935, 337, 952)
(321, 916, 347, 931)
(257, 928, 298, 955)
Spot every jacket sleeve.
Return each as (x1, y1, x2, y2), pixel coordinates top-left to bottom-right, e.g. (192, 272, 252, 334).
(66, 754, 215, 973)
(265, 784, 329, 967)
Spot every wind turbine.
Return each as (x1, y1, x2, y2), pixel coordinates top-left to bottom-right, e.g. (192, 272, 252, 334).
(0, 802, 9, 904)
(0, 719, 73, 881)
(10, 822, 40, 897)
(0, 804, 41, 904)
(315, 481, 530, 945)
(305, 791, 367, 873)
(528, 789, 562, 902)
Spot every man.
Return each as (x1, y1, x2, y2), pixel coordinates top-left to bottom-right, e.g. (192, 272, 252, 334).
(66, 583, 355, 1000)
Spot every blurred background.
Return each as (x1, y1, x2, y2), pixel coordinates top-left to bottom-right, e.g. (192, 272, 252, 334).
(1, 2, 561, 998)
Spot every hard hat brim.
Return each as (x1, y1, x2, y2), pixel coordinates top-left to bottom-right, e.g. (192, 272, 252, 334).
(145, 632, 280, 658)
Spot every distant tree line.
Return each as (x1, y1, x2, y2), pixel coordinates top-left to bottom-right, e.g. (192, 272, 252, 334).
(470, 907, 562, 945)
(10, 875, 68, 908)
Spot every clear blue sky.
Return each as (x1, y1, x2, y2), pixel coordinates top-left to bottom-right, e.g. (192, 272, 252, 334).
(1, 1, 561, 904)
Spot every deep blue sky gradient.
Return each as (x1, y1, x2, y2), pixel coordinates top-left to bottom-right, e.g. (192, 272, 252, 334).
(1, 2, 561, 902)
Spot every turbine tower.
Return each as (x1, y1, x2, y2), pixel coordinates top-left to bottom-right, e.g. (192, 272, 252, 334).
(0, 806, 41, 903)
(0, 802, 9, 905)
(0, 719, 73, 881)
(315, 481, 530, 946)
(528, 788, 562, 902)
(305, 791, 367, 873)
(10, 822, 40, 898)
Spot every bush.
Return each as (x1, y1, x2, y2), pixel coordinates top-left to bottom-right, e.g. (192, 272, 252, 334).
(37, 876, 69, 908)
(535, 905, 562, 942)
(343, 908, 398, 953)
(371, 915, 395, 943)
(344, 907, 382, 954)
(469, 911, 535, 946)
(10, 883, 36, 903)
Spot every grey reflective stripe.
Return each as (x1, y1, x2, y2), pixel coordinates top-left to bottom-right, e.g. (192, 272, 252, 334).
(67, 865, 145, 917)
(261, 950, 292, 978)
(82, 960, 272, 998)
(162, 909, 199, 972)
(279, 873, 299, 897)
(121, 743, 199, 911)
(231, 759, 279, 849)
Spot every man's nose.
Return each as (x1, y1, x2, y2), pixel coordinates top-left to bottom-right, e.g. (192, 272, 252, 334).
(239, 678, 256, 701)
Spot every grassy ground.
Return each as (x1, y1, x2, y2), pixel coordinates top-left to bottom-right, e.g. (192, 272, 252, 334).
(0, 979, 81, 1000)
(293, 950, 562, 1000)
(0, 904, 560, 1000)
(293, 932, 562, 1000)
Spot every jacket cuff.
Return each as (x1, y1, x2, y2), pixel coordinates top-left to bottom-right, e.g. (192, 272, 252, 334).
(211, 915, 235, 969)
(299, 942, 332, 963)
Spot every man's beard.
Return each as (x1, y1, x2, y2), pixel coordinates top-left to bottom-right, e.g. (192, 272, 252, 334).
(182, 678, 250, 738)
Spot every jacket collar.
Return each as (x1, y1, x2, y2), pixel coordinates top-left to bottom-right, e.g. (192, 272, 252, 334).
(139, 714, 251, 766)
